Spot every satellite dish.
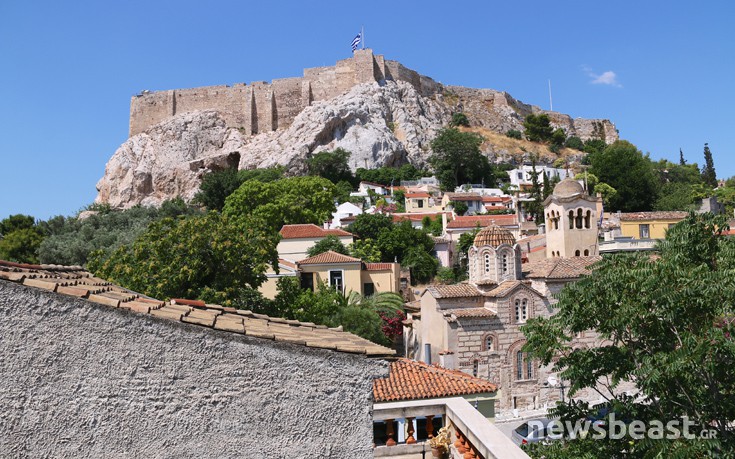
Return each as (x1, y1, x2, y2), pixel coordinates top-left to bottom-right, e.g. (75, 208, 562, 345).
(547, 376, 559, 387)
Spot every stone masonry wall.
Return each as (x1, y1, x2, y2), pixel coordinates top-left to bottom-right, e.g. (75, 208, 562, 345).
(0, 281, 388, 458)
(129, 49, 440, 137)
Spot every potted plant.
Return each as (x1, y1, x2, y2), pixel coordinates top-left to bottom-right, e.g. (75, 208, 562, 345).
(428, 426, 451, 458)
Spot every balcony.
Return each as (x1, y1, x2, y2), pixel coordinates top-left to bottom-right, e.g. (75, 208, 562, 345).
(598, 238, 657, 253)
(373, 397, 529, 459)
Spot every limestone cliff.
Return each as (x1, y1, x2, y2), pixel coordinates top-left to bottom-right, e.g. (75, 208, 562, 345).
(97, 81, 617, 209)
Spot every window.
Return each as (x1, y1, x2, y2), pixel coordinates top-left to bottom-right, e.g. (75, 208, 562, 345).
(585, 210, 591, 229)
(568, 210, 574, 229)
(576, 209, 583, 229)
(329, 270, 344, 292)
(484, 335, 494, 351)
(502, 253, 508, 274)
(584, 249, 589, 256)
(639, 224, 650, 239)
(484, 253, 491, 273)
(517, 172, 524, 180)
(300, 273, 314, 291)
(516, 351, 533, 380)
(515, 299, 528, 323)
(363, 282, 375, 297)
(417, 199, 424, 208)
(575, 250, 580, 257)
(472, 360, 479, 377)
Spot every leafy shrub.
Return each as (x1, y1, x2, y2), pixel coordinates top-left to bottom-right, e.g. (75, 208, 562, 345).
(506, 129, 523, 140)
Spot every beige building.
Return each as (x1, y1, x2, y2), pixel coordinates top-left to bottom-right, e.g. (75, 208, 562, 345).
(404, 192, 442, 213)
(277, 224, 353, 261)
(260, 251, 401, 299)
(618, 211, 688, 240)
(544, 179, 602, 258)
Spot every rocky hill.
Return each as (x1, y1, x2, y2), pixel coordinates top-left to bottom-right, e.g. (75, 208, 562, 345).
(96, 60, 617, 209)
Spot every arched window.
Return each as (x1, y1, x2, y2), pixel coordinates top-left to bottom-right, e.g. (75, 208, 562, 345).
(584, 249, 589, 256)
(502, 253, 508, 274)
(473, 360, 479, 377)
(585, 210, 591, 229)
(576, 209, 583, 229)
(516, 351, 533, 380)
(484, 335, 495, 351)
(484, 253, 491, 273)
(515, 299, 528, 323)
(575, 250, 580, 257)
(568, 210, 574, 229)
(554, 211, 559, 230)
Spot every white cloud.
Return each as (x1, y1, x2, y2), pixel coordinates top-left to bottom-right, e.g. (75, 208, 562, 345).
(581, 65, 622, 88)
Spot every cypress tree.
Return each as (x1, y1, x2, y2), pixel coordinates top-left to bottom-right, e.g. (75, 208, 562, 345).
(701, 143, 718, 188)
(679, 148, 686, 166)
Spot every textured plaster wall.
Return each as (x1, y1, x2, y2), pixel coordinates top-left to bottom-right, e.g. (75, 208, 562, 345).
(0, 281, 388, 458)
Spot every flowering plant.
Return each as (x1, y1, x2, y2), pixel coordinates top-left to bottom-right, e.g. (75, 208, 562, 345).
(428, 426, 451, 451)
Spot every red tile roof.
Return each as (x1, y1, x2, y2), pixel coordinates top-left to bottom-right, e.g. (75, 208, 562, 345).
(618, 211, 688, 221)
(523, 256, 601, 279)
(482, 196, 511, 203)
(391, 212, 450, 223)
(406, 192, 431, 199)
(0, 260, 394, 356)
(444, 307, 497, 319)
(297, 251, 362, 265)
(446, 214, 517, 229)
(365, 263, 394, 271)
(373, 359, 498, 402)
(427, 283, 481, 299)
(279, 224, 352, 239)
(445, 192, 483, 201)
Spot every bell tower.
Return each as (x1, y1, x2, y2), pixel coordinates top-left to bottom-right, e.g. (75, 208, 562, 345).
(544, 179, 600, 258)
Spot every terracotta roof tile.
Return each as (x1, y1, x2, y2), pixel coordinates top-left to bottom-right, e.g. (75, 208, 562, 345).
(485, 280, 522, 297)
(444, 192, 483, 201)
(443, 307, 497, 319)
(618, 211, 688, 221)
(523, 256, 601, 279)
(279, 224, 352, 239)
(406, 192, 431, 198)
(373, 359, 498, 402)
(365, 262, 394, 271)
(298, 251, 361, 265)
(426, 283, 481, 299)
(446, 214, 517, 229)
(0, 260, 394, 357)
(391, 212, 450, 223)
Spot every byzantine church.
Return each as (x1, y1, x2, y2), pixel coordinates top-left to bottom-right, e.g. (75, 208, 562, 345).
(405, 178, 618, 413)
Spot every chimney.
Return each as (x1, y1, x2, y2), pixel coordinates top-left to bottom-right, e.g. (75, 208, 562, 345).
(438, 350, 455, 369)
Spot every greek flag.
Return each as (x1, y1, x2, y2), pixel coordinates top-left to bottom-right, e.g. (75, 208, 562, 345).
(351, 32, 362, 51)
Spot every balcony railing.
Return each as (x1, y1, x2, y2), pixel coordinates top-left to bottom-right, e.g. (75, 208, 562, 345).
(373, 397, 530, 459)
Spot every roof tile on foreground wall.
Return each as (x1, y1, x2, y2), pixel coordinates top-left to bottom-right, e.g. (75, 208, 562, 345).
(373, 358, 498, 402)
(523, 256, 601, 279)
(0, 260, 394, 357)
(279, 224, 352, 239)
(364, 263, 394, 271)
(426, 283, 482, 299)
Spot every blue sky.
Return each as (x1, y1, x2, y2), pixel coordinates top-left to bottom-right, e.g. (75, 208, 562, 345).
(1, 0, 733, 220)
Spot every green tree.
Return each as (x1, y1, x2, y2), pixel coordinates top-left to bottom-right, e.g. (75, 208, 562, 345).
(306, 235, 349, 257)
(223, 176, 337, 232)
(523, 212, 735, 457)
(679, 148, 687, 166)
(377, 220, 435, 264)
(592, 182, 617, 208)
(450, 112, 470, 127)
(551, 128, 566, 147)
(421, 216, 443, 236)
(564, 136, 584, 151)
(429, 128, 494, 191)
(38, 199, 198, 266)
(402, 247, 439, 285)
(307, 148, 355, 185)
(701, 142, 718, 188)
(574, 172, 598, 194)
(392, 189, 406, 212)
(582, 139, 607, 156)
(0, 227, 43, 263)
(589, 140, 658, 211)
(348, 239, 382, 262)
(523, 114, 553, 143)
(435, 266, 457, 284)
(348, 213, 394, 241)
(0, 214, 36, 236)
(506, 129, 523, 140)
(449, 201, 468, 216)
(526, 156, 544, 222)
(456, 227, 481, 273)
(355, 164, 428, 186)
(193, 167, 284, 211)
(89, 212, 278, 310)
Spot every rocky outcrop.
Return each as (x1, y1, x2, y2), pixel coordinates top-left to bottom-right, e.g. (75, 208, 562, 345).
(96, 81, 450, 209)
(96, 81, 617, 209)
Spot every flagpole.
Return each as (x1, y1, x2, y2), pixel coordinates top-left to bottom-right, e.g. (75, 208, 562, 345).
(362, 25, 365, 49)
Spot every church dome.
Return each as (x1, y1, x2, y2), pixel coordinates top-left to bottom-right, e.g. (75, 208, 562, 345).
(473, 225, 516, 248)
(553, 178, 585, 197)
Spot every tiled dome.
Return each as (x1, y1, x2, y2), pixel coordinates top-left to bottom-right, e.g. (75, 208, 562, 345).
(473, 225, 516, 247)
(553, 178, 585, 197)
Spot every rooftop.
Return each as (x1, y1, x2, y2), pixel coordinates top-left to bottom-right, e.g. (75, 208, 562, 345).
(298, 250, 362, 265)
(0, 260, 394, 357)
(618, 211, 689, 221)
(446, 214, 517, 229)
(523, 256, 601, 280)
(445, 192, 483, 201)
(373, 359, 498, 403)
(427, 283, 482, 299)
(279, 224, 352, 239)
(473, 225, 516, 247)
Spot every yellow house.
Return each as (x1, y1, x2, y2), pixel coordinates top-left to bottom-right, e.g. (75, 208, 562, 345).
(619, 211, 688, 239)
(259, 251, 401, 299)
(404, 192, 442, 213)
